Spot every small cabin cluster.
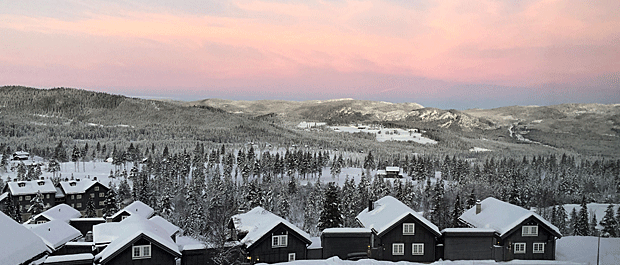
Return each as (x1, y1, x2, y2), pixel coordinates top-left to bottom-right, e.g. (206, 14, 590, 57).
(1, 178, 110, 220)
(376, 166, 403, 178)
(1, 196, 562, 265)
(218, 196, 562, 264)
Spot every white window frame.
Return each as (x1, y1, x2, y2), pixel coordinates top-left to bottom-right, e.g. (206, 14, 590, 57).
(99, 192, 105, 197)
(132, 245, 151, 259)
(412, 243, 424, 255)
(76, 194, 82, 199)
(94, 186, 99, 191)
(272, 235, 288, 248)
(522, 225, 538, 236)
(90, 193, 95, 198)
(76, 203, 82, 208)
(37, 220, 47, 224)
(514, 243, 526, 254)
(392, 243, 404, 255)
(99, 201, 105, 206)
(71, 195, 75, 200)
(288, 253, 296, 261)
(19, 196, 22, 201)
(25, 196, 31, 201)
(403, 223, 415, 235)
(46, 194, 50, 199)
(533, 243, 545, 253)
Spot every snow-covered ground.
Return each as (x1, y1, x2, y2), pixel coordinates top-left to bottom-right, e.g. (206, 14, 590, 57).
(261, 236, 620, 265)
(469, 147, 492, 152)
(561, 204, 620, 225)
(296, 122, 437, 144)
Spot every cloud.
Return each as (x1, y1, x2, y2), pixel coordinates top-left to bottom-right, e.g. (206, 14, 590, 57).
(0, 0, 618, 102)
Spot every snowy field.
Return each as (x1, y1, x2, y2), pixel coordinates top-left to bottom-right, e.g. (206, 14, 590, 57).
(297, 122, 437, 144)
(260, 236, 620, 265)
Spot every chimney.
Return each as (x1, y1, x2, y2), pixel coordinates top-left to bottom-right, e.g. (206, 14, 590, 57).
(475, 200, 481, 214)
(368, 200, 374, 211)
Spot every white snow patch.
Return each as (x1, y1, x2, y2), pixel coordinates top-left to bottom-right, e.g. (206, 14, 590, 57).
(469, 147, 492, 152)
(326, 124, 436, 144)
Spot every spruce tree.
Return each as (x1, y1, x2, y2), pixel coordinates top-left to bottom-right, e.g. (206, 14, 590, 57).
(599, 204, 618, 237)
(28, 191, 45, 216)
(589, 213, 598, 236)
(569, 207, 578, 236)
(103, 189, 119, 218)
(85, 197, 97, 218)
(451, 194, 464, 228)
(318, 182, 343, 231)
(557, 205, 569, 235)
(575, 199, 590, 236)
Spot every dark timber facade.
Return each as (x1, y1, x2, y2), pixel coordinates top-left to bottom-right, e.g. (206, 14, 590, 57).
(245, 223, 311, 264)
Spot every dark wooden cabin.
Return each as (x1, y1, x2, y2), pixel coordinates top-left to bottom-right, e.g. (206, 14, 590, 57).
(356, 196, 441, 263)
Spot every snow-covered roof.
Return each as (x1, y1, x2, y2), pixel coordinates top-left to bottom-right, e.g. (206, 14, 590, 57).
(376, 170, 386, 175)
(6, 179, 56, 195)
(93, 214, 181, 263)
(25, 220, 82, 251)
(356, 196, 441, 237)
(231, 206, 312, 248)
(308, 237, 322, 249)
(44, 253, 93, 264)
(58, 179, 106, 195)
(459, 197, 562, 238)
(385, 166, 400, 172)
(110, 200, 154, 220)
(0, 211, 48, 265)
(149, 215, 180, 237)
(30, 204, 81, 223)
(441, 228, 497, 233)
(0, 191, 8, 201)
(322, 228, 372, 234)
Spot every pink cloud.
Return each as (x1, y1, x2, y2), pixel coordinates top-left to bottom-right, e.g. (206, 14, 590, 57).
(0, 0, 618, 96)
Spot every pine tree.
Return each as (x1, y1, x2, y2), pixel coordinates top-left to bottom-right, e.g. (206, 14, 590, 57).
(27, 190, 46, 216)
(589, 213, 598, 236)
(103, 189, 119, 218)
(557, 204, 569, 235)
(2, 196, 19, 222)
(340, 177, 358, 227)
(575, 199, 590, 236)
(599, 204, 617, 237)
(117, 179, 132, 207)
(85, 196, 97, 218)
(318, 182, 343, 231)
(569, 207, 578, 236)
(451, 194, 464, 228)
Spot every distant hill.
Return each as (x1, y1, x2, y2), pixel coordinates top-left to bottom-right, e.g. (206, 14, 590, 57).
(184, 98, 620, 157)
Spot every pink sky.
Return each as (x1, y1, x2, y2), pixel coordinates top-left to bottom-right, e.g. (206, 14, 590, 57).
(1, 0, 618, 109)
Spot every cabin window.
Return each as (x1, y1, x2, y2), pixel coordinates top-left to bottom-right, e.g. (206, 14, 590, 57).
(94, 186, 99, 191)
(392, 243, 404, 255)
(90, 193, 95, 198)
(272, 235, 288, 248)
(514, 243, 526, 254)
(70, 182, 76, 186)
(99, 192, 105, 198)
(71, 195, 75, 200)
(132, 245, 151, 259)
(77, 203, 82, 208)
(533, 243, 545, 253)
(37, 181, 45, 186)
(99, 201, 105, 206)
(46, 194, 50, 199)
(522, 225, 538, 236)
(412, 243, 424, 255)
(19, 196, 23, 201)
(18, 183, 26, 187)
(288, 253, 296, 261)
(122, 215, 129, 220)
(76, 195, 82, 199)
(25, 196, 31, 201)
(37, 220, 47, 224)
(403, 223, 415, 235)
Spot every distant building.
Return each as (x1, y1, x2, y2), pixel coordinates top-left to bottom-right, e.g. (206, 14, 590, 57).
(12, 151, 29, 161)
(56, 179, 109, 217)
(376, 166, 403, 178)
(108, 201, 155, 222)
(2, 179, 57, 220)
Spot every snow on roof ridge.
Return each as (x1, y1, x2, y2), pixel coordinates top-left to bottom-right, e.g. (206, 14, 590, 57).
(356, 196, 441, 236)
(232, 206, 311, 248)
(58, 179, 107, 195)
(94, 214, 180, 263)
(110, 200, 155, 219)
(459, 197, 561, 237)
(25, 219, 82, 251)
(0, 211, 49, 265)
(30, 203, 81, 223)
(7, 179, 56, 195)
